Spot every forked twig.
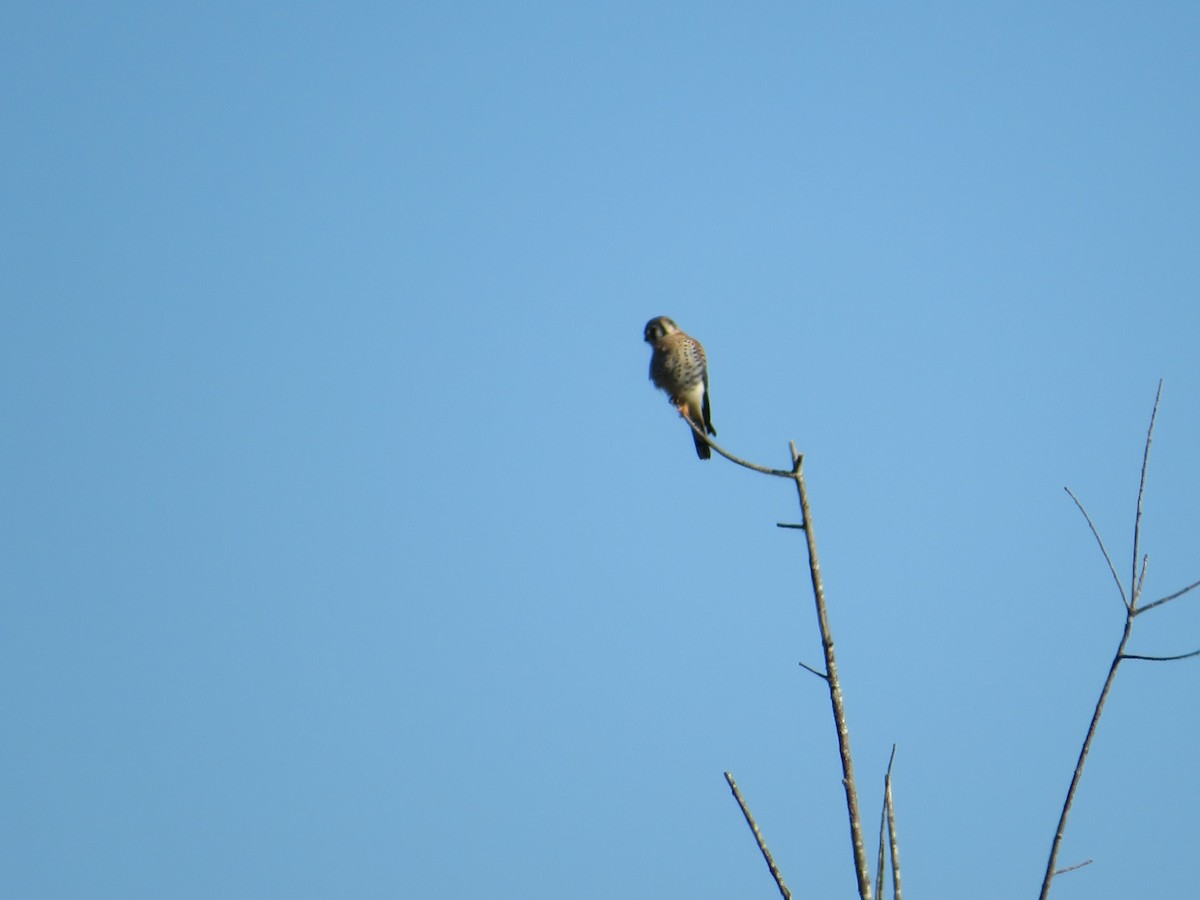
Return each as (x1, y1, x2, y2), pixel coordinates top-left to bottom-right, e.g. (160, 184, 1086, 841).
(874, 746, 902, 900)
(885, 748, 902, 900)
(1040, 381, 1198, 900)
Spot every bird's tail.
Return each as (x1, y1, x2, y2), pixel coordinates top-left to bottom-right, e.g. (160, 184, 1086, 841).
(690, 415, 712, 460)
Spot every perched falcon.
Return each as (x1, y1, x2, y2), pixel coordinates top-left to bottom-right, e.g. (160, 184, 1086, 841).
(643, 316, 716, 460)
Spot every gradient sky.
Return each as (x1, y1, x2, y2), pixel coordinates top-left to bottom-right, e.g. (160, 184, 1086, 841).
(3, 3, 1199, 898)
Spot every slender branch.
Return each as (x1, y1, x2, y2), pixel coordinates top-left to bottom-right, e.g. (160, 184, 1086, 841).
(1041, 382, 1178, 900)
(680, 414, 793, 477)
(1064, 487, 1128, 610)
(789, 442, 872, 900)
(884, 747, 902, 900)
(723, 772, 792, 900)
(1135, 576, 1200, 616)
(1038, 616, 1133, 900)
(1121, 649, 1200, 662)
(1131, 380, 1163, 608)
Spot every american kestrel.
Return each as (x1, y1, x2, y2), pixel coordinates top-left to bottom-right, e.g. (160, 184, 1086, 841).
(643, 316, 717, 460)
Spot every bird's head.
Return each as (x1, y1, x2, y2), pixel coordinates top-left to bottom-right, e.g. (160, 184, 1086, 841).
(643, 316, 679, 345)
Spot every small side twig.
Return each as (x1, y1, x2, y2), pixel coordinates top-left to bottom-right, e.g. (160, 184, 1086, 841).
(724, 772, 791, 900)
(798, 659, 829, 680)
(1120, 649, 1200, 662)
(1134, 554, 1149, 605)
(1135, 577, 1200, 616)
(1053, 859, 1094, 876)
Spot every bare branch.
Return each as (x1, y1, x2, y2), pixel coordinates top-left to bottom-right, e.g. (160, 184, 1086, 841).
(1131, 380, 1163, 607)
(1121, 649, 1200, 662)
(723, 772, 792, 900)
(1064, 487, 1129, 610)
(679, 414, 793, 477)
(1136, 576, 1200, 616)
(786, 442, 872, 900)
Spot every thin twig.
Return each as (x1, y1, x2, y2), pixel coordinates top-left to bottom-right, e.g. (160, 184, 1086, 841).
(724, 772, 792, 900)
(1053, 859, 1093, 876)
(1135, 577, 1200, 616)
(1064, 486, 1129, 610)
(798, 660, 829, 680)
(680, 414, 793, 477)
(885, 747, 902, 900)
(1131, 380, 1163, 608)
(1120, 649, 1200, 662)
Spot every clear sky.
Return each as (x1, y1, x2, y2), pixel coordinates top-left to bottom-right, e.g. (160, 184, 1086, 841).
(3, 3, 1198, 898)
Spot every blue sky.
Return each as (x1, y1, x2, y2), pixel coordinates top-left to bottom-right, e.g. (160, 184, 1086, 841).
(3, 3, 1198, 898)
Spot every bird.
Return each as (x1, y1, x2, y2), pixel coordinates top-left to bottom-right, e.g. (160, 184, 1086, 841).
(643, 316, 716, 460)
